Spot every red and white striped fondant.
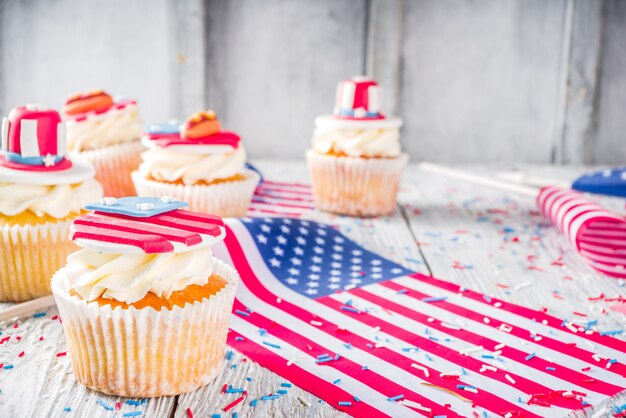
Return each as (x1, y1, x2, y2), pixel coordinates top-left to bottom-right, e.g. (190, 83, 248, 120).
(70, 209, 224, 253)
(538, 186, 626, 279)
(248, 180, 314, 218)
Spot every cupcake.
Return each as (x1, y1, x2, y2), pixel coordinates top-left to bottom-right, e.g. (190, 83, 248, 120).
(306, 76, 409, 216)
(63, 90, 143, 197)
(51, 196, 238, 397)
(0, 105, 102, 301)
(132, 110, 260, 217)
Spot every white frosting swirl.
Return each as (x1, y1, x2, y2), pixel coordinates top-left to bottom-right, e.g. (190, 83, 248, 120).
(66, 105, 142, 152)
(139, 145, 246, 185)
(66, 247, 215, 303)
(0, 179, 103, 218)
(312, 126, 401, 157)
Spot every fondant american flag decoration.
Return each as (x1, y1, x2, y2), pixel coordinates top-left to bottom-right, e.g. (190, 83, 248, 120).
(334, 76, 384, 120)
(217, 217, 626, 417)
(571, 167, 626, 198)
(70, 197, 225, 254)
(538, 186, 626, 279)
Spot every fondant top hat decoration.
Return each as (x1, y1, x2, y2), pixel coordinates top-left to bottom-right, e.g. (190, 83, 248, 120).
(333, 76, 384, 120)
(0, 105, 95, 185)
(142, 110, 240, 154)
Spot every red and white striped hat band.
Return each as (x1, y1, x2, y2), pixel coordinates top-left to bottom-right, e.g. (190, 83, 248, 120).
(334, 77, 384, 119)
(537, 186, 626, 279)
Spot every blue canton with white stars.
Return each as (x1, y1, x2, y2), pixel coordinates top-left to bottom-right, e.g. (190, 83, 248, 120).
(240, 217, 414, 298)
(572, 167, 626, 198)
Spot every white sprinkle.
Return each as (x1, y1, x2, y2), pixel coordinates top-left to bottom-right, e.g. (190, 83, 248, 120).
(565, 323, 578, 333)
(410, 363, 429, 377)
(440, 370, 461, 378)
(504, 413, 513, 418)
(298, 396, 311, 407)
(460, 345, 483, 356)
(310, 320, 323, 327)
(441, 322, 461, 331)
(344, 284, 357, 290)
(461, 387, 478, 394)
(505, 374, 516, 384)
(541, 319, 548, 325)
(606, 361, 612, 369)
(399, 399, 431, 413)
(159, 196, 177, 203)
(286, 359, 294, 366)
(533, 336, 543, 342)
(101, 197, 117, 206)
(481, 364, 497, 372)
(374, 343, 386, 348)
(494, 343, 505, 350)
(499, 324, 513, 333)
(493, 350, 502, 356)
(276, 298, 282, 304)
(494, 302, 502, 308)
(483, 317, 491, 324)
(427, 317, 435, 323)
(514, 281, 532, 291)
(136, 203, 154, 211)
(373, 326, 381, 332)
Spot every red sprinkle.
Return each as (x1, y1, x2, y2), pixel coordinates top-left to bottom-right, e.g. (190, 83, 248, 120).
(223, 392, 247, 412)
(115, 402, 121, 411)
(588, 293, 604, 301)
(581, 367, 591, 372)
(221, 384, 228, 394)
(18, 351, 25, 357)
(56, 352, 67, 357)
(573, 312, 587, 317)
(186, 408, 193, 418)
(51, 315, 59, 320)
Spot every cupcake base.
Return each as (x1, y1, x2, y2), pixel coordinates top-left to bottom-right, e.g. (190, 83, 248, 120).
(131, 169, 260, 217)
(75, 140, 144, 198)
(51, 259, 239, 398)
(306, 150, 409, 217)
(0, 218, 77, 302)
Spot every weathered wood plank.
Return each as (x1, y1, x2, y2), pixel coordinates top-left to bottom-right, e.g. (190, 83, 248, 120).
(594, 0, 626, 164)
(204, 0, 368, 159)
(555, 0, 603, 164)
(0, 0, 174, 122)
(399, 0, 568, 163)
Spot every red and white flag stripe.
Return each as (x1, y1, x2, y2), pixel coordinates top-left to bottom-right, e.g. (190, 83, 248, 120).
(248, 180, 314, 218)
(217, 220, 625, 417)
(538, 186, 626, 279)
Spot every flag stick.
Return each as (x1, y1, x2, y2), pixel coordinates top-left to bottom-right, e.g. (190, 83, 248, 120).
(0, 295, 56, 323)
(418, 162, 539, 198)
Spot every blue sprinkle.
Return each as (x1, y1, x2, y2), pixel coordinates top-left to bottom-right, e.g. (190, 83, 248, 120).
(366, 343, 374, 349)
(421, 296, 447, 303)
(235, 336, 244, 341)
(280, 382, 292, 387)
(481, 355, 495, 359)
(317, 354, 331, 360)
(525, 353, 536, 361)
(246, 377, 253, 382)
(338, 401, 352, 406)
(3, 365, 13, 370)
(261, 395, 280, 400)
(230, 364, 236, 369)
(226, 350, 233, 361)
(518, 397, 523, 403)
(428, 336, 439, 341)
(401, 347, 419, 352)
(609, 359, 618, 364)
(33, 312, 46, 318)
(425, 354, 433, 361)
(600, 330, 624, 336)
(211, 414, 221, 418)
(483, 295, 492, 303)
(396, 289, 408, 295)
(232, 413, 238, 418)
(123, 412, 142, 417)
(63, 407, 71, 412)
(344, 343, 352, 349)
(362, 365, 368, 371)
(225, 388, 245, 393)
(546, 367, 556, 371)
(387, 394, 404, 401)
(262, 341, 281, 349)
(126, 400, 141, 405)
(277, 390, 288, 395)
(333, 379, 341, 384)
(249, 399, 257, 407)
(258, 328, 267, 336)
(96, 399, 114, 411)
(354, 396, 360, 402)
(340, 306, 361, 314)
(316, 357, 333, 364)
(334, 354, 341, 360)
(141, 399, 146, 405)
(234, 310, 250, 317)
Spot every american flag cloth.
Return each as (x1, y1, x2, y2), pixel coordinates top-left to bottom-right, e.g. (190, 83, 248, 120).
(572, 167, 626, 198)
(215, 216, 626, 418)
(248, 179, 315, 218)
(538, 186, 626, 279)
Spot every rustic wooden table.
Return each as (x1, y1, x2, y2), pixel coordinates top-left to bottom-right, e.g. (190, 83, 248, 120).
(0, 161, 624, 418)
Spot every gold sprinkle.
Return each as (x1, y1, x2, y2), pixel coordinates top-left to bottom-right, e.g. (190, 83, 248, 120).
(420, 383, 472, 402)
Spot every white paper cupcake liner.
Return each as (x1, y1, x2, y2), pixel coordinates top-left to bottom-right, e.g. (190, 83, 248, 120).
(1, 218, 77, 301)
(132, 169, 260, 217)
(51, 259, 239, 398)
(306, 150, 409, 217)
(74, 140, 144, 198)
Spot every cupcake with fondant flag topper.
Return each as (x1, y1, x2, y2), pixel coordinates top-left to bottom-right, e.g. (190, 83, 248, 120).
(132, 110, 260, 217)
(0, 105, 102, 301)
(51, 196, 238, 397)
(306, 76, 409, 216)
(62, 90, 143, 197)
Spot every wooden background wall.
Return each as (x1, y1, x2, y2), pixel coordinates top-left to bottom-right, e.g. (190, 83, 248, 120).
(0, 0, 624, 163)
